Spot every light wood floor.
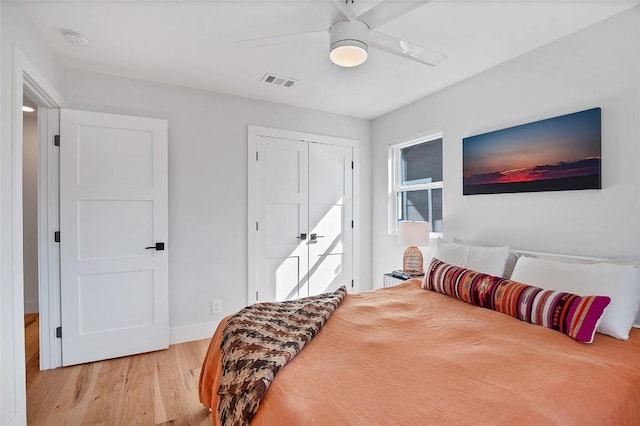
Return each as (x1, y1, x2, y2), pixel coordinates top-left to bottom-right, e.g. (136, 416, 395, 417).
(25, 314, 213, 425)
(24, 313, 40, 389)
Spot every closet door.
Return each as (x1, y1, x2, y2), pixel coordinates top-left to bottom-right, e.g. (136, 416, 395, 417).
(305, 143, 353, 297)
(255, 138, 309, 302)
(252, 132, 354, 303)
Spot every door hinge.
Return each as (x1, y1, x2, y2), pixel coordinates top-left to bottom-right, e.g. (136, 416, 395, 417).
(54, 135, 60, 147)
(54, 231, 60, 242)
(351, 279, 354, 288)
(351, 221, 354, 228)
(55, 326, 62, 338)
(256, 291, 259, 300)
(256, 221, 259, 231)
(351, 161, 354, 169)
(256, 151, 259, 161)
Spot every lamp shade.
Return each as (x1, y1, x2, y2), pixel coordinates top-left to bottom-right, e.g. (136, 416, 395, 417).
(397, 221, 430, 246)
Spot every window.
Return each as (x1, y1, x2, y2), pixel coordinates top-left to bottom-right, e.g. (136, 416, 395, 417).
(389, 134, 443, 234)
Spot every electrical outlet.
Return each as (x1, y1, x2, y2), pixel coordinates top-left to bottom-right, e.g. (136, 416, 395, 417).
(211, 300, 222, 314)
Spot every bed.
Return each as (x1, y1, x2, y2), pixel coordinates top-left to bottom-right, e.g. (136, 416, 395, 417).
(199, 277, 640, 425)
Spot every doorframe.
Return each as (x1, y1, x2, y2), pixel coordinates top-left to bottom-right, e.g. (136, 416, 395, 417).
(36, 108, 61, 370)
(7, 46, 64, 423)
(247, 125, 360, 305)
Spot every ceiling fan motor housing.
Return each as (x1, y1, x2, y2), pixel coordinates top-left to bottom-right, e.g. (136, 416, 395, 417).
(329, 20, 369, 67)
(330, 20, 369, 49)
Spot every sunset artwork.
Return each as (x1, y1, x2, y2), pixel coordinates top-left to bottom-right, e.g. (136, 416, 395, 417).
(463, 108, 601, 195)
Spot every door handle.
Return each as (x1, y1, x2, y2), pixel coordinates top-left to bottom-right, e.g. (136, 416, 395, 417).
(296, 233, 307, 241)
(309, 234, 324, 241)
(145, 242, 165, 251)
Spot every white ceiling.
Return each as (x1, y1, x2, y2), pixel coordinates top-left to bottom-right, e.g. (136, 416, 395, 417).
(21, 0, 638, 119)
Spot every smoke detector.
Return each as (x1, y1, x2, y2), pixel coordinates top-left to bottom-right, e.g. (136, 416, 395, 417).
(64, 31, 90, 47)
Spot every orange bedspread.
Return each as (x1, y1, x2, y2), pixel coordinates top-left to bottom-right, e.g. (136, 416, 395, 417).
(199, 279, 640, 425)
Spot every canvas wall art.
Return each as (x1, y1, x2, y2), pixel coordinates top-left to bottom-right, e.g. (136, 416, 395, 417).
(463, 108, 601, 195)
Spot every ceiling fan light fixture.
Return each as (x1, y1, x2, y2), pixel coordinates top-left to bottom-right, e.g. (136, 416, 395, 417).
(329, 20, 369, 68)
(330, 41, 368, 67)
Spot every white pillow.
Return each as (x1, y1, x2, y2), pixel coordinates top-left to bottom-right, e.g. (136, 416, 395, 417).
(452, 238, 519, 278)
(434, 238, 510, 277)
(511, 256, 640, 340)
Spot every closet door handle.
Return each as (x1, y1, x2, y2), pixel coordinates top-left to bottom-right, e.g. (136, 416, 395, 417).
(145, 242, 165, 251)
(296, 233, 307, 240)
(309, 234, 324, 241)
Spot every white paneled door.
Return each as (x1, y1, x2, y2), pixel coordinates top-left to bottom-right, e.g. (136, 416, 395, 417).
(254, 136, 353, 302)
(256, 139, 309, 302)
(307, 143, 353, 297)
(60, 109, 169, 366)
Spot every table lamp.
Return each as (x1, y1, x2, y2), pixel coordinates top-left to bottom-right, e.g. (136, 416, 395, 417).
(397, 220, 430, 275)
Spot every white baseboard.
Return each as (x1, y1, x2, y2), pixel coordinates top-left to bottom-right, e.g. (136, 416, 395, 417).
(4, 408, 26, 426)
(24, 300, 38, 314)
(169, 320, 220, 345)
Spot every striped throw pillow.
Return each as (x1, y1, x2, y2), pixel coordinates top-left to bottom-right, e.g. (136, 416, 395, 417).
(422, 258, 611, 343)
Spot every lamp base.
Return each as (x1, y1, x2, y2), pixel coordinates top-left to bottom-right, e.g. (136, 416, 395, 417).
(402, 246, 424, 275)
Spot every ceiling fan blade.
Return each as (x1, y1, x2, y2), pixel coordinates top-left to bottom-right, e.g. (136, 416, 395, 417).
(369, 31, 447, 66)
(308, 0, 355, 22)
(236, 31, 328, 49)
(358, 0, 431, 30)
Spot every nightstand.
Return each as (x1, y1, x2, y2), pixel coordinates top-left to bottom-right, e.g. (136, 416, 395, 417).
(382, 272, 424, 287)
(383, 273, 406, 288)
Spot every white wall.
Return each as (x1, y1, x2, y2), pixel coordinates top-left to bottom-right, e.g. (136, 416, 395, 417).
(371, 7, 640, 285)
(22, 111, 38, 314)
(1, 3, 64, 424)
(62, 68, 372, 340)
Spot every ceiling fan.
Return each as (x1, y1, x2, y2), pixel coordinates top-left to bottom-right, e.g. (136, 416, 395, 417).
(236, 0, 447, 68)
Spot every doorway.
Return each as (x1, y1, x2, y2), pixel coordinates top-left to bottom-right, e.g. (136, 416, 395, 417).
(22, 94, 40, 387)
(6, 48, 65, 424)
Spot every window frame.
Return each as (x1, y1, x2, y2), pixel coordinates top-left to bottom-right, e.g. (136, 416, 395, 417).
(388, 132, 443, 236)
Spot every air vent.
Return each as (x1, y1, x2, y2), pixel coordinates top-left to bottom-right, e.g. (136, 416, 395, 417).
(261, 73, 298, 88)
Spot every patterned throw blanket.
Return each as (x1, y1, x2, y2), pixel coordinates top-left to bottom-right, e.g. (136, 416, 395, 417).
(217, 286, 348, 426)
